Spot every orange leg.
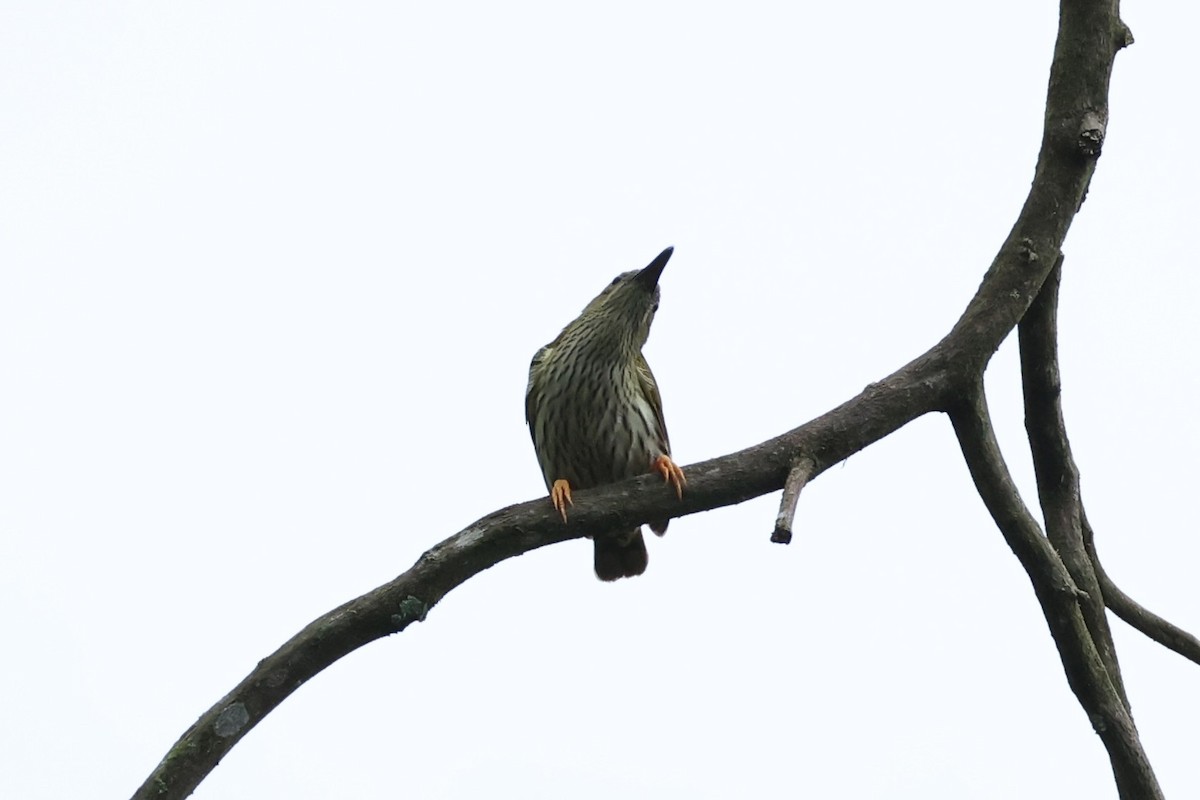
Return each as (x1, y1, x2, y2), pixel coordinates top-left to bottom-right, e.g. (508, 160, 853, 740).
(652, 455, 686, 500)
(550, 478, 573, 523)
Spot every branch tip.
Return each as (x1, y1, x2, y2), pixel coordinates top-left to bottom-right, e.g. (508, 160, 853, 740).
(772, 456, 815, 545)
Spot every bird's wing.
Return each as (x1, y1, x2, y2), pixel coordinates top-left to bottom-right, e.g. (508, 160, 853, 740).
(525, 345, 550, 432)
(634, 352, 671, 453)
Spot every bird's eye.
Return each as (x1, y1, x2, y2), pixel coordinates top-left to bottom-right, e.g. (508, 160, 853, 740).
(610, 276, 622, 286)
(651, 302, 659, 312)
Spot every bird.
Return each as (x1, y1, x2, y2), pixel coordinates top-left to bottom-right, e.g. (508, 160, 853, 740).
(525, 246, 685, 581)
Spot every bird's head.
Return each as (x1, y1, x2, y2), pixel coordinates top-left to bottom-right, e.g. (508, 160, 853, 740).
(574, 246, 672, 350)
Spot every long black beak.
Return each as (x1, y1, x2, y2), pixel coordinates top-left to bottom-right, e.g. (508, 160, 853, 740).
(635, 246, 673, 289)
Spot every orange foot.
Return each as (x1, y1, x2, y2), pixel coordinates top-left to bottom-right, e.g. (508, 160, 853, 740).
(550, 478, 573, 523)
(652, 455, 686, 500)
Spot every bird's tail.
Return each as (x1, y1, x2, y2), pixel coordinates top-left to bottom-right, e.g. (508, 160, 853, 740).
(593, 529, 648, 581)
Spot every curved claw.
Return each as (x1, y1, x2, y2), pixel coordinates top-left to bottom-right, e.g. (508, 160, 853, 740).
(652, 455, 686, 500)
(550, 479, 573, 523)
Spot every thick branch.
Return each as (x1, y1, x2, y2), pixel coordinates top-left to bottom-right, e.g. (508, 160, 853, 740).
(1019, 249, 1199, 714)
(1018, 255, 1129, 708)
(134, 367, 951, 800)
(949, 383, 1079, 597)
(949, 383, 1161, 800)
(133, 0, 1133, 797)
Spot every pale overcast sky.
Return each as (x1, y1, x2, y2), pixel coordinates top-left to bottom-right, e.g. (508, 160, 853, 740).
(3, 2, 1197, 798)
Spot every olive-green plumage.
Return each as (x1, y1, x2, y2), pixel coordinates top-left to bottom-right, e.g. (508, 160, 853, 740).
(525, 247, 679, 581)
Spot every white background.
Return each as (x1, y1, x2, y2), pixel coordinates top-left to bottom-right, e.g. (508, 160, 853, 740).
(3, 2, 1197, 798)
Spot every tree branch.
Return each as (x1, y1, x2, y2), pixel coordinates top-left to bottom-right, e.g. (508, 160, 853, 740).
(133, 0, 1136, 797)
(772, 456, 814, 544)
(948, 382, 1161, 800)
(1082, 510, 1200, 666)
(1018, 255, 1130, 708)
(1018, 247, 1199, 691)
(134, 365, 952, 800)
(949, 382, 1080, 597)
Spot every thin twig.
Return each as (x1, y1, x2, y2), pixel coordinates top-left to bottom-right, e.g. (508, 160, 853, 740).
(1082, 510, 1200, 666)
(772, 456, 814, 544)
